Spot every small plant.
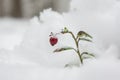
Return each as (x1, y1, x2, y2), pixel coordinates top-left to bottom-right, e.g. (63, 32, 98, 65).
(49, 27, 94, 65)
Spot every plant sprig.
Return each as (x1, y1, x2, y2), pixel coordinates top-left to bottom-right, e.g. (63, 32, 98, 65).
(52, 27, 94, 65)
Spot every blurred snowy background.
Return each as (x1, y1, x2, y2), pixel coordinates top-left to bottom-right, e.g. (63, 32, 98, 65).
(0, 0, 70, 18)
(0, 0, 120, 80)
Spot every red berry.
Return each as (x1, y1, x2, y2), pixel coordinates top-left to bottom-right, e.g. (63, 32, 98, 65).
(50, 37, 58, 46)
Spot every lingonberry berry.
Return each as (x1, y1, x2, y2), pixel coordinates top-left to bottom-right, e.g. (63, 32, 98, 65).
(49, 32, 58, 46)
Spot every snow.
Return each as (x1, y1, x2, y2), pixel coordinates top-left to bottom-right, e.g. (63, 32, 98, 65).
(0, 0, 120, 80)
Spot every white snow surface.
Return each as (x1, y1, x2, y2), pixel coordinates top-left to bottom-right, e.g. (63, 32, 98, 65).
(0, 0, 120, 80)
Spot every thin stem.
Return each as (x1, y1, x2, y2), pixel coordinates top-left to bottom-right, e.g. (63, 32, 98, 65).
(72, 48, 78, 53)
(77, 49, 83, 64)
(68, 32, 78, 48)
(68, 31, 83, 64)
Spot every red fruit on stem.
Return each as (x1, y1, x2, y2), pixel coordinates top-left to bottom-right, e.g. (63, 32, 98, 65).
(50, 37, 58, 46)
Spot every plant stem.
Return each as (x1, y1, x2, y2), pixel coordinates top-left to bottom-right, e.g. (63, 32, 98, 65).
(68, 31, 83, 64)
(77, 49, 83, 64)
(69, 32, 78, 48)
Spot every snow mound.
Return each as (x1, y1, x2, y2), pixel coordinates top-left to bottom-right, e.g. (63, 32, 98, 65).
(0, 0, 120, 80)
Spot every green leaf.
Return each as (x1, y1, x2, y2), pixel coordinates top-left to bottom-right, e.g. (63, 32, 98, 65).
(53, 47, 74, 52)
(81, 52, 95, 59)
(64, 27, 68, 32)
(82, 56, 92, 59)
(78, 38, 92, 42)
(77, 31, 92, 39)
(61, 27, 69, 34)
